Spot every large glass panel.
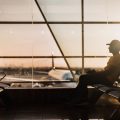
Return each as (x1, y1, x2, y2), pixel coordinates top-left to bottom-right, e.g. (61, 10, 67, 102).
(53, 58, 67, 68)
(52, 58, 82, 69)
(84, 24, 120, 56)
(105, 0, 120, 21)
(0, 0, 44, 21)
(50, 24, 82, 56)
(0, 24, 61, 56)
(37, 0, 81, 21)
(84, 58, 109, 69)
(0, 58, 33, 68)
(85, 0, 120, 21)
(66, 58, 82, 69)
(84, 0, 108, 21)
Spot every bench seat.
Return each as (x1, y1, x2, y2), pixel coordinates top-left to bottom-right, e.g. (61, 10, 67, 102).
(108, 90, 120, 101)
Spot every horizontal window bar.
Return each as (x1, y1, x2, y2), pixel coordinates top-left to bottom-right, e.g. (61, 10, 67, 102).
(84, 21, 120, 24)
(0, 56, 110, 58)
(1, 21, 120, 24)
(0, 21, 81, 24)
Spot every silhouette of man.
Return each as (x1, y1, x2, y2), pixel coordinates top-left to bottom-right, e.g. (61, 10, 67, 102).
(75, 40, 120, 103)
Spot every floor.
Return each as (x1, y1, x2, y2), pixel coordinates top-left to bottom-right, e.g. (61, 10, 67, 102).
(0, 103, 117, 120)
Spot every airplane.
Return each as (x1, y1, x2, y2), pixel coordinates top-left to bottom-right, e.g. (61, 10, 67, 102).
(33, 52, 79, 81)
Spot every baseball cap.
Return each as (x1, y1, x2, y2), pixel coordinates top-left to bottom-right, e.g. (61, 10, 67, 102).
(106, 40, 120, 46)
(106, 40, 120, 51)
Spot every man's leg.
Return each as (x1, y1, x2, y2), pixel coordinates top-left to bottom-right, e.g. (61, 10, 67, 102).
(75, 73, 113, 103)
(75, 74, 91, 101)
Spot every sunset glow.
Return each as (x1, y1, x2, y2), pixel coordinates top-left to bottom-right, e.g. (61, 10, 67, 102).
(0, 0, 120, 69)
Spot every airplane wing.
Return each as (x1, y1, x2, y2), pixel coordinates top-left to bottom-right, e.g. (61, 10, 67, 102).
(3, 76, 75, 83)
(4, 77, 40, 82)
(33, 71, 48, 75)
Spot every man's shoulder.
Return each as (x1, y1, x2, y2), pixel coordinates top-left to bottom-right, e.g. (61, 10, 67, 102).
(113, 54, 120, 59)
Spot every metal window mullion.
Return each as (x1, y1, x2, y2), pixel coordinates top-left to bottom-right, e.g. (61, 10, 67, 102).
(81, 0, 84, 74)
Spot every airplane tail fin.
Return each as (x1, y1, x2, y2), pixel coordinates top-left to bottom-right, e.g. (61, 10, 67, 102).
(52, 52, 55, 70)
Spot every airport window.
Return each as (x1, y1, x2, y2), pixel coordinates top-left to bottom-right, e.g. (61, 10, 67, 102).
(0, 0, 120, 88)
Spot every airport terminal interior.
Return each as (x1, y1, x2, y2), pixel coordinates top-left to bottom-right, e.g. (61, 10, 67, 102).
(0, 0, 120, 119)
